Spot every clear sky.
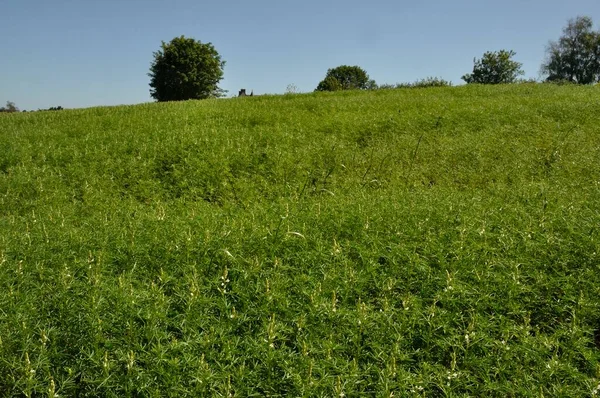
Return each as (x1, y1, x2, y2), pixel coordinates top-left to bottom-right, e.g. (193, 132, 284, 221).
(1, 0, 599, 110)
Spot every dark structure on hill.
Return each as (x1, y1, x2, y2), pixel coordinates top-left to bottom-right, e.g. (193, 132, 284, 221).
(238, 89, 254, 97)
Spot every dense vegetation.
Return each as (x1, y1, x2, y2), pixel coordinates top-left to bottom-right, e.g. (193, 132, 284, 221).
(461, 50, 524, 85)
(0, 101, 19, 113)
(315, 65, 376, 92)
(1, 84, 599, 396)
(149, 36, 226, 102)
(542, 16, 600, 84)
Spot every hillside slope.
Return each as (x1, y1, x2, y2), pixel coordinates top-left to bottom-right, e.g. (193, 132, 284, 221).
(1, 84, 600, 396)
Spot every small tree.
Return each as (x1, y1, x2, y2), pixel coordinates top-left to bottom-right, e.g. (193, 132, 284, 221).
(315, 65, 372, 91)
(149, 36, 226, 102)
(0, 101, 19, 113)
(541, 16, 600, 84)
(285, 83, 299, 94)
(462, 50, 524, 84)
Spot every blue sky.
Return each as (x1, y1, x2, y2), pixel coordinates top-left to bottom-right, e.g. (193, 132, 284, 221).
(1, 0, 599, 110)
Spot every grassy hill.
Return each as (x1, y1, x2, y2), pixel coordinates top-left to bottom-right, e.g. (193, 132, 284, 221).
(1, 84, 599, 396)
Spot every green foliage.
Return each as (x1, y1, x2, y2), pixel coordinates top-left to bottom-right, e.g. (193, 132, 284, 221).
(376, 83, 397, 90)
(542, 16, 600, 84)
(0, 101, 19, 113)
(315, 65, 372, 91)
(462, 50, 524, 84)
(366, 79, 378, 90)
(148, 36, 225, 102)
(316, 75, 343, 91)
(36, 106, 64, 112)
(393, 76, 453, 88)
(1, 85, 600, 395)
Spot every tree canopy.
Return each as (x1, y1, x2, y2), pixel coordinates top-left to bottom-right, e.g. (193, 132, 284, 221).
(149, 36, 226, 102)
(315, 65, 374, 91)
(0, 101, 19, 113)
(462, 50, 524, 84)
(541, 16, 600, 84)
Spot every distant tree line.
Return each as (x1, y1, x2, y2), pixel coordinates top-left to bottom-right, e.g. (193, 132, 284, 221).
(317, 16, 599, 90)
(27, 106, 64, 112)
(0, 101, 19, 113)
(0, 102, 64, 113)
(5, 16, 598, 109)
(374, 77, 453, 90)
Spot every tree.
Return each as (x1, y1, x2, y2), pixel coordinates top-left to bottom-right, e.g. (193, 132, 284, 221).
(462, 50, 524, 84)
(541, 16, 600, 84)
(315, 65, 373, 91)
(285, 83, 299, 94)
(316, 75, 343, 91)
(0, 101, 19, 113)
(149, 36, 226, 102)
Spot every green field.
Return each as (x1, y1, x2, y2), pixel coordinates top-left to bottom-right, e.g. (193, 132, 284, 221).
(1, 84, 600, 396)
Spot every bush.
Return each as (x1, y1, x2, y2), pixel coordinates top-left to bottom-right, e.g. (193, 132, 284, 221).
(38, 106, 64, 112)
(378, 77, 452, 89)
(315, 65, 373, 91)
(462, 50, 524, 84)
(408, 77, 452, 88)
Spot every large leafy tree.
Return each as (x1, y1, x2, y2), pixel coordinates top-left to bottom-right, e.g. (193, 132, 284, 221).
(541, 16, 600, 84)
(462, 50, 524, 84)
(149, 36, 226, 101)
(315, 65, 374, 91)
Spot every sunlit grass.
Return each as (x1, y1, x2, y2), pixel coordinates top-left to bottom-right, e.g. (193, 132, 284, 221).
(1, 83, 599, 396)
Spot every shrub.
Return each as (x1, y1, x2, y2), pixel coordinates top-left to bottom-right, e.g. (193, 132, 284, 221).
(462, 50, 524, 84)
(378, 77, 452, 89)
(315, 65, 373, 91)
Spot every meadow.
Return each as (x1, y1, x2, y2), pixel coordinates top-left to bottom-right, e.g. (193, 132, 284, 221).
(1, 84, 599, 396)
